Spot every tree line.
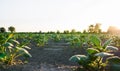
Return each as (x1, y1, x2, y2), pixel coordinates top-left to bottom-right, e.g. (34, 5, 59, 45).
(0, 24, 119, 34)
(0, 26, 15, 33)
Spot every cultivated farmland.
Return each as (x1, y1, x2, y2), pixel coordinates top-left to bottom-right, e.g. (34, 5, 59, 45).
(0, 33, 120, 71)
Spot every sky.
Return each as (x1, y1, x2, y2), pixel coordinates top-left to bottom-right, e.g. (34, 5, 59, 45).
(0, 0, 120, 32)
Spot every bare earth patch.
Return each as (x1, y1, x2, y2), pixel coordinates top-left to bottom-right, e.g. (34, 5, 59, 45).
(0, 40, 86, 71)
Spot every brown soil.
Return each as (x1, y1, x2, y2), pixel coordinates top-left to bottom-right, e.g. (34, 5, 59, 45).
(0, 39, 87, 71)
(1, 39, 120, 71)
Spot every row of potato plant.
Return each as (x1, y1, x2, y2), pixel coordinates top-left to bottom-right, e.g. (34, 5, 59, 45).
(14, 33, 120, 48)
(69, 35, 120, 71)
(0, 33, 32, 65)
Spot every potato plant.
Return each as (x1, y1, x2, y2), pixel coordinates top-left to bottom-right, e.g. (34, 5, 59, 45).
(112, 36, 120, 47)
(33, 34, 48, 47)
(51, 34, 61, 42)
(66, 34, 88, 48)
(69, 36, 81, 47)
(69, 35, 120, 71)
(0, 33, 32, 65)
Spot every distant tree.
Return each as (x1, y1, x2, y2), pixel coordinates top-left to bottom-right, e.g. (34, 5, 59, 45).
(56, 30, 60, 34)
(49, 31, 55, 34)
(98, 29, 102, 33)
(39, 30, 42, 34)
(76, 31, 81, 34)
(88, 23, 102, 33)
(94, 23, 101, 33)
(63, 30, 69, 34)
(0, 27, 6, 33)
(83, 29, 87, 33)
(88, 24, 94, 33)
(71, 29, 76, 34)
(46, 31, 50, 34)
(8, 26, 15, 33)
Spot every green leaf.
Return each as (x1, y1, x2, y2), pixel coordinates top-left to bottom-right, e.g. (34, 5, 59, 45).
(107, 56, 120, 64)
(10, 39, 20, 44)
(5, 34, 13, 42)
(23, 53, 32, 58)
(69, 55, 87, 63)
(95, 52, 113, 57)
(87, 48, 99, 55)
(8, 46, 12, 49)
(22, 46, 31, 49)
(3, 42, 13, 47)
(103, 39, 112, 49)
(106, 46, 118, 52)
(0, 53, 6, 59)
(90, 35, 101, 47)
(8, 34, 13, 39)
(16, 47, 32, 58)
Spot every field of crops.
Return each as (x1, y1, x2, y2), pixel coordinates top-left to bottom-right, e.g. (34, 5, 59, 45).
(0, 33, 120, 71)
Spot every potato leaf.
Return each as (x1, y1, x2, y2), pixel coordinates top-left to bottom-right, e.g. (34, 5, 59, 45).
(10, 39, 20, 44)
(8, 34, 13, 39)
(22, 46, 31, 49)
(95, 52, 113, 57)
(69, 55, 87, 63)
(16, 47, 32, 58)
(3, 42, 13, 47)
(107, 56, 120, 64)
(90, 35, 101, 47)
(0, 53, 6, 59)
(103, 39, 112, 49)
(106, 46, 118, 52)
(87, 48, 99, 55)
